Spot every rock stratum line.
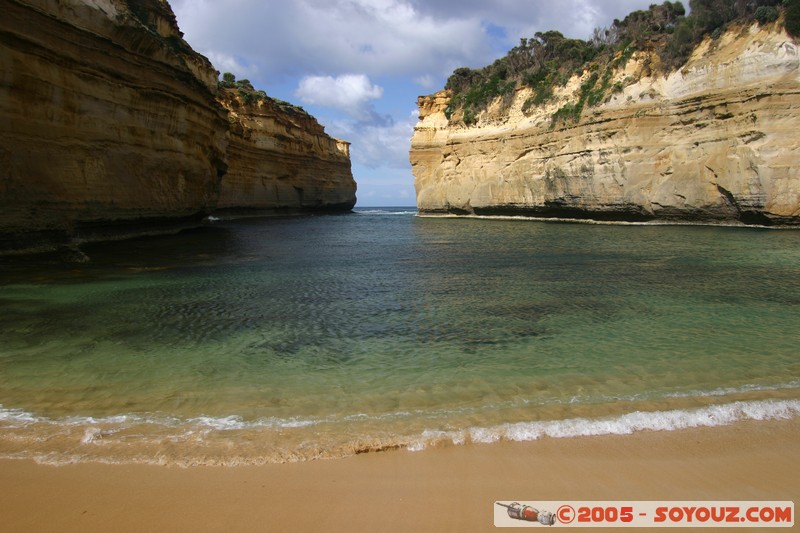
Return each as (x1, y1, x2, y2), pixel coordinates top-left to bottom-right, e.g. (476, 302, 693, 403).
(411, 23, 800, 226)
(0, 0, 356, 254)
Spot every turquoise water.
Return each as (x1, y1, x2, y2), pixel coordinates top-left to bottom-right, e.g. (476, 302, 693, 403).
(1, 209, 799, 465)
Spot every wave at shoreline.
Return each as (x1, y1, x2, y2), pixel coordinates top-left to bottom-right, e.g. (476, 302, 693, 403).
(413, 399, 800, 450)
(2, 398, 798, 467)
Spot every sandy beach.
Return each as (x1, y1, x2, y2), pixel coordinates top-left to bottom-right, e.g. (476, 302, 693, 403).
(1, 418, 797, 532)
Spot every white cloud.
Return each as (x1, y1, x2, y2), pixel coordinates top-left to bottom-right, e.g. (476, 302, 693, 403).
(173, 0, 658, 87)
(414, 75, 437, 90)
(408, 0, 654, 42)
(328, 109, 418, 170)
(295, 74, 383, 120)
(204, 51, 256, 79)
(172, 0, 493, 81)
(351, 165, 418, 206)
(170, 0, 658, 206)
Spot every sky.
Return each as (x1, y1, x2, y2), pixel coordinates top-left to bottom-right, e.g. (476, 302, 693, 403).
(170, 0, 658, 207)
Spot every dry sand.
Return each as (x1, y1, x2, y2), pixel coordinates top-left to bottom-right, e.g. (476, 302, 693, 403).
(1, 418, 797, 532)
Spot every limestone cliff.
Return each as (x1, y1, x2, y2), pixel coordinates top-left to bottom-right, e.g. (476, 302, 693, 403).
(0, 0, 356, 255)
(411, 23, 800, 225)
(217, 90, 356, 213)
(1, 0, 228, 252)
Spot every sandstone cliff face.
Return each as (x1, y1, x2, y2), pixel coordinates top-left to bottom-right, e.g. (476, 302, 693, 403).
(0, 0, 229, 252)
(1, 0, 357, 255)
(411, 23, 800, 225)
(217, 90, 356, 212)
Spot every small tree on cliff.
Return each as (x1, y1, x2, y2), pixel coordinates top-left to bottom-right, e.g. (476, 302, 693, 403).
(219, 72, 236, 89)
(235, 79, 255, 91)
(786, 0, 800, 37)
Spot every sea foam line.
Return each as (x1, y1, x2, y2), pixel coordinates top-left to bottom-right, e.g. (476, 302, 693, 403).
(415, 212, 791, 229)
(1, 399, 798, 467)
(3, 382, 800, 433)
(410, 399, 800, 451)
(356, 209, 418, 216)
(0, 408, 321, 431)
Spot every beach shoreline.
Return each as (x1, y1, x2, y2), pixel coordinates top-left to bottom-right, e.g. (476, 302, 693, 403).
(1, 418, 797, 532)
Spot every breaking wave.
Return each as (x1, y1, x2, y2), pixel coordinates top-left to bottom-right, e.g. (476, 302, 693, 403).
(409, 399, 800, 451)
(1, 399, 798, 467)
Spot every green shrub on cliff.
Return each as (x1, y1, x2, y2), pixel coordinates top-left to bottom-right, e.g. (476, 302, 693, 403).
(444, 2, 687, 126)
(755, 5, 780, 24)
(219, 73, 256, 92)
(442, 0, 793, 127)
(238, 90, 257, 105)
(236, 79, 255, 91)
(444, 62, 516, 123)
(219, 72, 237, 89)
(786, 0, 800, 36)
(217, 72, 308, 114)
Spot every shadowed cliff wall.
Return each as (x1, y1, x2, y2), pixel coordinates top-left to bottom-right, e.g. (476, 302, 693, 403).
(0, 0, 357, 255)
(0, 0, 229, 251)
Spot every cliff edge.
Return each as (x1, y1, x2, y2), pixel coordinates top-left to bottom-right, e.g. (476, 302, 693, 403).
(0, 0, 356, 255)
(411, 14, 800, 225)
(0, 0, 229, 252)
(217, 89, 356, 213)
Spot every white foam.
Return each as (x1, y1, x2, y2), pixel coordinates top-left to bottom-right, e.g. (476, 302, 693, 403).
(65, 414, 137, 426)
(0, 406, 37, 427)
(187, 415, 321, 430)
(188, 415, 250, 430)
(476, 399, 800, 444)
(275, 418, 318, 428)
(356, 209, 417, 216)
(406, 441, 426, 452)
(4, 399, 799, 466)
(0, 407, 323, 433)
(415, 212, 789, 229)
(406, 399, 800, 452)
(81, 427, 103, 444)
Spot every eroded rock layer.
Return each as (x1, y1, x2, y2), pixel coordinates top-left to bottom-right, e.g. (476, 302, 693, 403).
(1, 0, 357, 255)
(217, 90, 356, 213)
(411, 24, 800, 225)
(0, 0, 229, 252)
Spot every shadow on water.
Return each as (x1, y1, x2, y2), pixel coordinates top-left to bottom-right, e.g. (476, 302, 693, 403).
(0, 214, 351, 285)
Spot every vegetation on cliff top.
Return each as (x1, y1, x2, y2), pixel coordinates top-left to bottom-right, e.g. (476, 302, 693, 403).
(218, 72, 309, 115)
(444, 0, 798, 127)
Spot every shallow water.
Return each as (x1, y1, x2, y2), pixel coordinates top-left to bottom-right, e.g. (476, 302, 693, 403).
(1, 209, 799, 465)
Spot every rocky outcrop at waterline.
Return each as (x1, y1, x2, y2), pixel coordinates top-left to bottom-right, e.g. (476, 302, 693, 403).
(0, 0, 356, 255)
(411, 21, 800, 225)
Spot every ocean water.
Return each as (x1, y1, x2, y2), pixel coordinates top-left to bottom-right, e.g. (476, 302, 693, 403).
(1, 208, 799, 465)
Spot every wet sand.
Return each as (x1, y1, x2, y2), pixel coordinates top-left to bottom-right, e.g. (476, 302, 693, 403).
(1, 418, 797, 532)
